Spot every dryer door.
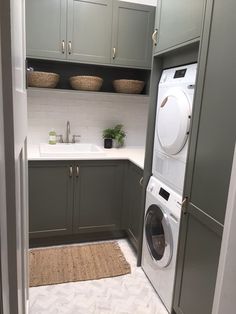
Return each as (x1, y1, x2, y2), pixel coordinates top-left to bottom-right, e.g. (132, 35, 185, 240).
(157, 88, 191, 155)
(145, 204, 173, 268)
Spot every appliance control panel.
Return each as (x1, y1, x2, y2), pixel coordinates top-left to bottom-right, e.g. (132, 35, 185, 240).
(147, 176, 182, 218)
(160, 63, 197, 85)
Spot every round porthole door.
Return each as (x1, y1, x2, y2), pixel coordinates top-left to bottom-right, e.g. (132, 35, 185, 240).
(145, 204, 173, 268)
(157, 88, 191, 155)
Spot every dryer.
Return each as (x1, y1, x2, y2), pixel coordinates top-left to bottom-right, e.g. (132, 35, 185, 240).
(152, 63, 197, 194)
(142, 176, 182, 313)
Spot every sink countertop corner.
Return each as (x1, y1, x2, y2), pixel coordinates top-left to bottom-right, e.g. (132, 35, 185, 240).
(27, 144, 145, 169)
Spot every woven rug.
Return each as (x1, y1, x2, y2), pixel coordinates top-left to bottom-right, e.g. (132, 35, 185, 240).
(29, 242, 131, 287)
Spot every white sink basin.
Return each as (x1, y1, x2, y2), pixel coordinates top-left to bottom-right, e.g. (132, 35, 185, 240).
(40, 143, 105, 157)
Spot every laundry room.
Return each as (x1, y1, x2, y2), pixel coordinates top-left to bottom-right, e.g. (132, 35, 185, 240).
(0, 0, 236, 314)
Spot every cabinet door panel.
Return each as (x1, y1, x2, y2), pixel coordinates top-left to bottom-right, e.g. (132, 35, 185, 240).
(26, 0, 67, 59)
(126, 163, 143, 247)
(67, 0, 112, 64)
(112, 1, 155, 68)
(156, 0, 205, 53)
(29, 162, 73, 238)
(74, 161, 124, 233)
(174, 206, 222, 314)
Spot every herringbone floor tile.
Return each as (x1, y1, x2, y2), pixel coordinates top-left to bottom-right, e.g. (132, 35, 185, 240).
(29, 240, 168, 314)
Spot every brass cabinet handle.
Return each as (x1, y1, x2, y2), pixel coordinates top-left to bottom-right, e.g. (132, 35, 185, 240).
(177, 197, 188, 215)
(152, 29, 158, 46)
(112, 47, 116, 59)
(69, 165, 73, 177)
(160, 96, 168, 108)
(61, 40, 65, 54)
(139, 177, 143, 186)
(76, 165, 80, 177)
(68, 41, 72, 55)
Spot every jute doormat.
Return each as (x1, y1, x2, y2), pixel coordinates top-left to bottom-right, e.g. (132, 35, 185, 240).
(29, 242, 131, 287)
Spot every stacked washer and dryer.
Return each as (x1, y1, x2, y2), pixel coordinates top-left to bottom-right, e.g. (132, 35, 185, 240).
(142, 64, 198, 313)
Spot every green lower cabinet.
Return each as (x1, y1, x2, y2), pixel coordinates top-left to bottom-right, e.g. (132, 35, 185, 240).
(173, 205, 222, 314)
(123, 162, 143, 249)
(29, 160, 125, 240)
(28, 161, 74, 238)
(73, 161, 124, 233)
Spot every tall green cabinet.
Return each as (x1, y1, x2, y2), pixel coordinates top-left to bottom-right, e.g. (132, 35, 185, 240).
(173, 0, 236, 313)
(153, 0, 205, 55)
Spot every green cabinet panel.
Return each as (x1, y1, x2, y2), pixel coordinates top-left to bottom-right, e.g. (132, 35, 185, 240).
(28, 161, 73, 238)
(188, 0, 236, 224)
(174, 206, 222, 314)
(26, 0, 67, 60)
(155, 0, 205, 54)
(73, 161, 124, 233)
(112, 1, 155, 68)
(123, 162, 143, 249)
(67, 0, 112, 64)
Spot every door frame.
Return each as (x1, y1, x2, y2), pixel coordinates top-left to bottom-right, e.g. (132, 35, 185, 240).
(0, 0, 28, 313)
(0, 21, 10, 314)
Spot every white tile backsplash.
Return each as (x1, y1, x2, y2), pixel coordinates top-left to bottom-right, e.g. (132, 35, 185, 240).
(27, 89, 149, 147)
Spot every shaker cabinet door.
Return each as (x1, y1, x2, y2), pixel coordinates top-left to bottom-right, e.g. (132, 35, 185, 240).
(174, 207, 222, 314)
(28, 162, 73, 238)
(26, 0, 67, 60)
(112, 1, 155, 68)
(73, 161, 124, 234)
(67, 0, 112, 64)
(125, 163, 143, 249)
(155, 0, 205, 54)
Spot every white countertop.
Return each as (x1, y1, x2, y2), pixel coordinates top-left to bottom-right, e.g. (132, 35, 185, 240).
(27, 145, 145, 169)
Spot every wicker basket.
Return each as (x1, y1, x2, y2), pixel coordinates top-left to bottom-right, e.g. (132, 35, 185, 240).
(70, 76, 103, 91)
(113, 79, 145, 94)
(28, 71, 60, 88)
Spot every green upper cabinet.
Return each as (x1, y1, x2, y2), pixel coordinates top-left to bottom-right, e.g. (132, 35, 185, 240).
(112, 1, 155, 68)
(154, 0, 205, 54)
(25, 0, 155, 68)
(25, 0, 67, 60)
(73, 161, 124, 234)
(67, 0, 112, 64)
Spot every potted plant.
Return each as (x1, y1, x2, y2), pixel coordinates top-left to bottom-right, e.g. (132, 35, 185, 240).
(102, 128, 115, 149)
(113, 124, 126, 148)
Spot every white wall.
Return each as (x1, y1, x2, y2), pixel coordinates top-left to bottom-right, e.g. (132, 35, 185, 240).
(27, 89, 149, 147)
(121, 0, 157, 6)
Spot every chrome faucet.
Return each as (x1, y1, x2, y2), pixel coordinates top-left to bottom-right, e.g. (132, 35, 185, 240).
(65, 121, 71, 143)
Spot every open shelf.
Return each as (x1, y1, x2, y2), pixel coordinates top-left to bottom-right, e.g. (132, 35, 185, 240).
(27, 58, 151, 95)
(27, 87, 150, 104)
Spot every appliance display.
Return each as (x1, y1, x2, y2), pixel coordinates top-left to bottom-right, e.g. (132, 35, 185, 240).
(142, 176, 182, 313)
(152, 63, 198, 194)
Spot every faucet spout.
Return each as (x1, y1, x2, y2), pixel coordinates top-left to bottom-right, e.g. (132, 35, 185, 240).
(66, 121, 71, 143)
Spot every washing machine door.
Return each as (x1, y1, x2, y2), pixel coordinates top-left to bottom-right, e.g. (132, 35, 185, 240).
(157, 88, 191, 155)
(145, 204, 173, 268)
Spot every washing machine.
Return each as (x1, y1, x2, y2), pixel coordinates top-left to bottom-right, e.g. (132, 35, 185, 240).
(142, 176, 182, 313)
(152, 63, 198, 194)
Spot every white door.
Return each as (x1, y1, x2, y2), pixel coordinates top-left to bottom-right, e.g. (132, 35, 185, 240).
(156, 88, 191, 155)
(0, 0, 28, 313)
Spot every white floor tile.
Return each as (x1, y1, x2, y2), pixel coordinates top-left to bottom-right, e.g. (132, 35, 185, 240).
(29, 239, 168, 314)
